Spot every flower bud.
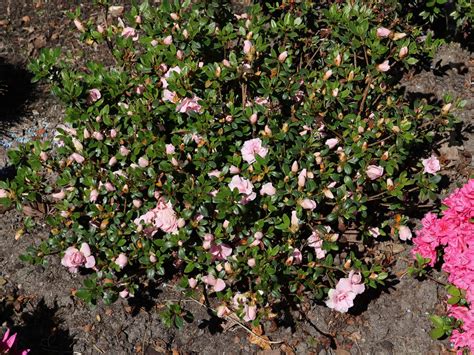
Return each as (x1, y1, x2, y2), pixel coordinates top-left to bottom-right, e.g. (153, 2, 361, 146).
(334, 53, 342, 66)
(73, 19, 85, 33)
(291, 161, 299, 173)
(249, 113, 257, 124)
(399, 46, 408, 59)
(108, 156, 117, 167)
(323, 69, 333, 80)
(278, 51, 288, 62)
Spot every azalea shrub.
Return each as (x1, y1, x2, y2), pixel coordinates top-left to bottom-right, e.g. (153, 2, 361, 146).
(411, 179, 474, 353)
(0, 0, 455, 322)
(0, 328, 29, 354)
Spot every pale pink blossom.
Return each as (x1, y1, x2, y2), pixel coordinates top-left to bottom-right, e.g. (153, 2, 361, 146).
(188, 278, 197, 288)
(399, 46, 408, 59)
(165, 144, 175, 154)
(376, 27, 392, 38)
(176, 96, 203, 114)
(422, 155, 441, 174)
(202, 274, 226, 292)
(104, 182, 115, 192)
(377, 60, 390, 72)
(138, 157, 149, 168)
(292, 248, 302, 265)
(291, 161, 299, 173)
(39, 151, 48, 161)
(300, 198, 317, 210)
(326, 288, 355, 313)
(89, 189, 99, 203)
(243, 305, 257, 322)
(110, 129, 118, 138)
(92, 131, 104, 141)
(229, 165, 240, 174)
(0, 189, 8, 198)
(52, 190, 66, 200)
(241, 138, 268, 164)
(366, 165, 384, 180)
(119, 290, 129, 298)
(210, 243, 233, 261)
(133, 199, 142, 208)
(250, 231, 263, 247)
(228, 175, 256, 203)
(122, 26, 139, 41)
(325, 138, 339, 149)
(399, 225, 412, 241)
(369, 227, 380, 238)
(70, 153, 85, 164)
(278, 51, 288, 62)
(243, 40, 252, 54)
(135, 85, 145, 95)
(260, 182, 276, 196)
(119, 145, 130, 156)
(73, 19, 85, 32)
(61, 243, 95, 273)
(308, 231, 326, 259)
(108, 156, 117, 167)
(298, 169, 307, 187)
(323, 69, 333, 80)
(291, 210, 299, 230)
(247, 258, 256, 267)
(115, 253, 128, 269)
(163, 35, 173, 45)
(87, 89, 101, 104)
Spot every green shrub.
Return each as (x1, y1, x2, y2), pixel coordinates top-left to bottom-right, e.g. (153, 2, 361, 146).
(1, 0, 455, 322)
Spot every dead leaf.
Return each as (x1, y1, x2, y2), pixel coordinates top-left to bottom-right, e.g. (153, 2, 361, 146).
(21, 16, 31, 26)
(0, 277, 7, 286)
(335, 349, 350, 355)
(249, 333, 272, 350)
(32, 35, 47, 49)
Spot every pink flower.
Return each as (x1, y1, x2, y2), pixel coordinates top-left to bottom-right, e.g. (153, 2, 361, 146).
(163, 35, 173, 45)
(308, 231, 326, 259)
(243, 40, 252, 54)
(153, 199, 180, 234)
(73, 19, 85, 33)
(51, 190, 66, 200)
(122, 27, 139, 40)
(89, 189, 99, 203)
(210, 243, 233, 261)
(241, 138, 268, 164)
(399, 46, 408, 59)
(399, 225, 412, 241)
(247, 258, 256, 267)
(119, 145, 130, 156)
(162, 89, 178, 105)
(135, 85, 145, 95)
(1, 328, 29, 354)
(92, 131, 104, 140)
(323, 69, 333, 80)
(422, 155, 441, 174)
(366, 165, 384, 180)
(115, 253, 128, 269)
(229, 165, 240, 174)
(376, 27, 392, 38)
(369, 227, 380, 238)
(119, 290, 129, 299)
(298, 169, 307, 187)
(300, 198, 317, 210)
(249, 113, 258, 124)
(87, 89, 101, 104)
(208, 170, 221, 178)
(203, 233, 214, 250)
(278, 51, 288, 62)
(292, 248, 302, 265)
(202, 274, 226, 292)
(133, 199, 142, 208)
(61, 243, 95, 273)
(228, 175, 256, 203)
(138, 157, 149, 168)
(0, 189, 8, 198)
(188, 278, 197, 288)
(376, 60, 391, 72)
(260, 182, 276, 196)
(325, 138, 339, 149)
(250, 231, 263, 247)
(291, 210, 299, 230)
(176, 96, 203, 114)
(39, 151, 48, 161)
(104, 182, 115, 192)
(345, 271, 365, 295)
(243, 305, 257, 322)
(165, 144, 175, 154)
(325, 288, 355, 313)
(108, 156, 117, 167)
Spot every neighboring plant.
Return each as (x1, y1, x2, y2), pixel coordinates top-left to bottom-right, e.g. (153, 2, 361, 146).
(0, 328, 29, 354)
(411, 179, 474, 353)
(0, 0, 454, 323)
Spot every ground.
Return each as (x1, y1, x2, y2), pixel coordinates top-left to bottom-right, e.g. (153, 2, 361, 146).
(0, 1, 472, 354)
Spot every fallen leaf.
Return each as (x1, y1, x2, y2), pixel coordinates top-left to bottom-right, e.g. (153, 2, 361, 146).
(249, 333, 272, 350)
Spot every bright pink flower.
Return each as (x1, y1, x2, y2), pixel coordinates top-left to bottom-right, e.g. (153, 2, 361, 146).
(366, 165, 384, 180)
(325, 288, 355, 313)
(176, 96, 203, 114)
(1, 328, 29, 354)
(422, 155, 441, 174)
(115, 253, 128, 269)
(241, 138, 268, 164)
(260, 182, 276, 196)
(61, 243, 95, 273)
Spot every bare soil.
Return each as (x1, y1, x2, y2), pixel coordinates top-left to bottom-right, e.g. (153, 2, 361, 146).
(0, 1, 472, 354)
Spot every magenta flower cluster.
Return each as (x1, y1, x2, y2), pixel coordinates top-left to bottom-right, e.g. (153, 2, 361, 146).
(411, 179, 474, 352)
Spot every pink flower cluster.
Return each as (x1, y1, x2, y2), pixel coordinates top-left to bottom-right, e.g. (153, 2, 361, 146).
(325, 271, 365, 313)
(61, 243, 96, 273)
(412, 179, 474, 352)
(0, 328, 29, 354)
(134, 198, 185, 235)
